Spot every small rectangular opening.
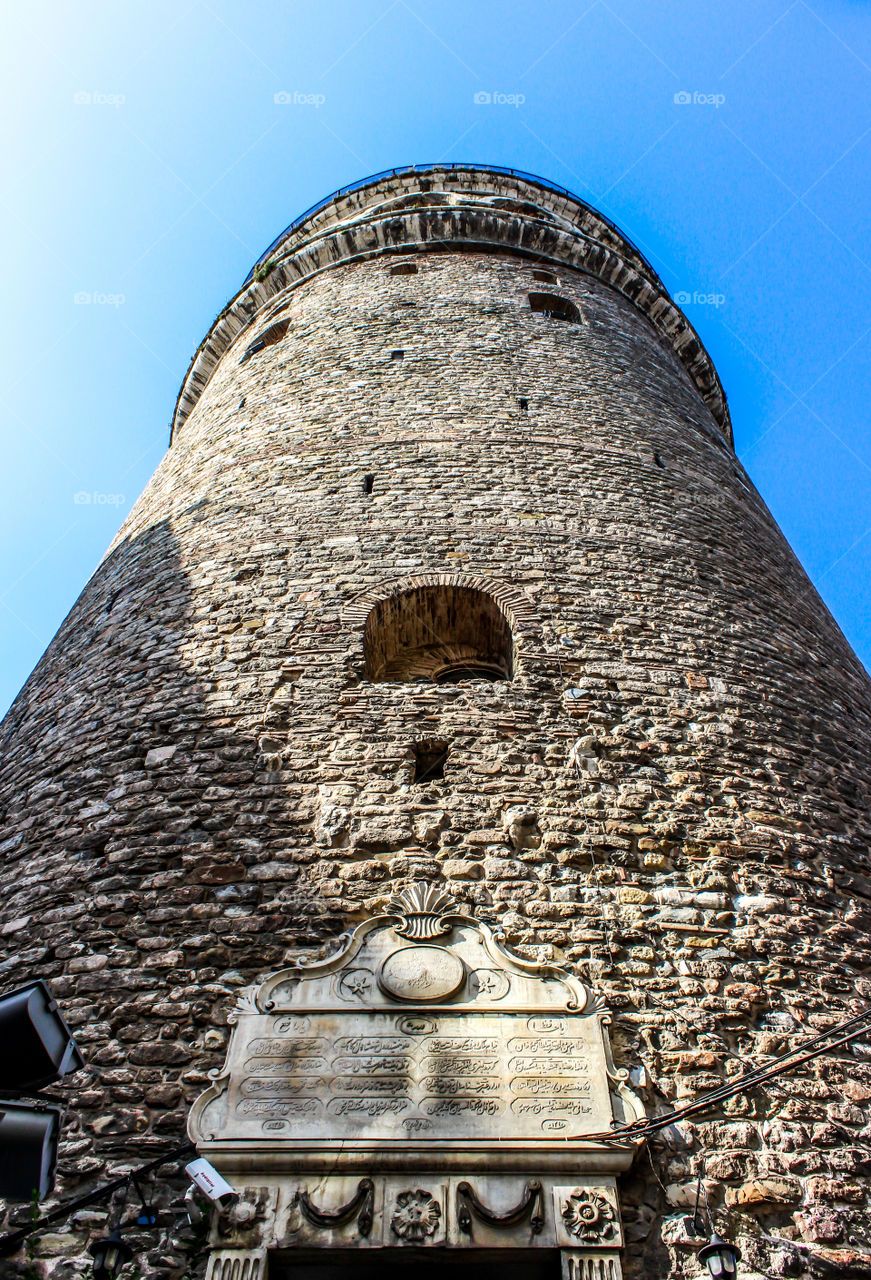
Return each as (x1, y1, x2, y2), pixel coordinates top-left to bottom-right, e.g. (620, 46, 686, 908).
(532, 269, 557, 284)
(391, 349, 405, 360)
(391, 263, 418, 275)
(518, 398, 529, 412)
(362, 474, 375, 495)
(413, 742, 448, 784)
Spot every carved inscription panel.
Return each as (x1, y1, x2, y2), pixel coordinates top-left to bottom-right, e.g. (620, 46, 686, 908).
(224, 1010, 613, 1143)
(189, 887, 643, 1153)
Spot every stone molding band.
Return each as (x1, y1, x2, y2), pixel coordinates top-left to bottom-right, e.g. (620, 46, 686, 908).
(170, 166, 731, 444)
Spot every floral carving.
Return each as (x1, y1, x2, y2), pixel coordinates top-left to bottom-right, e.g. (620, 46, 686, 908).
(561, 1189, 617, 1241)
(390, 1188, 442, 1240)
(218, 1187, 270, 1242)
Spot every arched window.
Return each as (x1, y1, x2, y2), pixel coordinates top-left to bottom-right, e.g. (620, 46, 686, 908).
(528, 292, 581, 324)
(364, 586, 513, 683)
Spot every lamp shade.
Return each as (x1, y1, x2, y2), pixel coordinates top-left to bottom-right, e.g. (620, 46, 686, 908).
(89, 1227, 133, 1280)
(699, 1232, 741, 1278)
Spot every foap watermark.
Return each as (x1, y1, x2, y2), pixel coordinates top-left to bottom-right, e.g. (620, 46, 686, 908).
(274, 90, 325, 107)
(74, 291, 126, 307)
(74, 91, 126, 107)
(674, 90, 725, 108)
(474, 91, 525, 107)
(674, 290, 726, 308)
(74, 491, 126, 508)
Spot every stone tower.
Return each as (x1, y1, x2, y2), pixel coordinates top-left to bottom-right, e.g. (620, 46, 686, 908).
(2, 165, 871, 1280)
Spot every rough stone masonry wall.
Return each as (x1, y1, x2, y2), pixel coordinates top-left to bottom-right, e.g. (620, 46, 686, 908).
(2, 237, 871, 1280)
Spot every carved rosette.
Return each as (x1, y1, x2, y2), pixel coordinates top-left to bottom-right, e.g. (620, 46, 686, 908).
(217, 1187, 271, 1245)
(561, 1190, 617, 1242)
(390, 1189, 442, 1240)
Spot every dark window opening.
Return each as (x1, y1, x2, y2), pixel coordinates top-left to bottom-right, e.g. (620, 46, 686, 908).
(391, 263, 418, 275)
(532, 269, 557, 284)
(518, 397, 529, 412)
(654, 452, 664, 468)
(362, 474, 375, 495)
(528, 292, 581, 324)
(240, 319, 289, 363)
(364, 585, 513, 683)
(412, 741, 449, 783)
(391, 349, 405, 360)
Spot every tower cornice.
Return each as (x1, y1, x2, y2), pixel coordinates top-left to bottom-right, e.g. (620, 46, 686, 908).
(170, 163, 731, 444)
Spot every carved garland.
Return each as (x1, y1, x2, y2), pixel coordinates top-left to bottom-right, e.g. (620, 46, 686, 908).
(457, 1180, 545, 1235)
(292, 1179, 374, 1238)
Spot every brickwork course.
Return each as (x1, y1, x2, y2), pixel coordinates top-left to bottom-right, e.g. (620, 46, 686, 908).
(2, 164, 871, 1279)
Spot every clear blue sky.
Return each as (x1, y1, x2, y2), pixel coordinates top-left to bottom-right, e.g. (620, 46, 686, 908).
(2, 0, 870, 716)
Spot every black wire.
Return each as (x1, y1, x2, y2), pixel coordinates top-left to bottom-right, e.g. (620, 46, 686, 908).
(0, 1142, 195, 1256)
(568, 1006, 871, 1145)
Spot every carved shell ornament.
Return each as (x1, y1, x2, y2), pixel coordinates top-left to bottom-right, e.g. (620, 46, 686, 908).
(390, 1189, 442, 1240)
(561, 1189, 617, 1241)
(388, 884, 455, 939)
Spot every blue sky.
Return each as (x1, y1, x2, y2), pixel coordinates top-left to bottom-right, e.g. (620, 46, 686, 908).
(2, 0, 870, 716)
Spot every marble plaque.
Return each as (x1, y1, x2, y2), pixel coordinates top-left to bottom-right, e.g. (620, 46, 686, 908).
(189, 884, 643, 1165)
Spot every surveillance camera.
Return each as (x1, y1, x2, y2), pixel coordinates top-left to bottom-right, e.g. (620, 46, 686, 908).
(185, 1157, 239, 1209)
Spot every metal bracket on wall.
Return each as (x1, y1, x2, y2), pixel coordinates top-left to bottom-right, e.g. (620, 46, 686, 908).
(293, 1178, 374, 1238)
(456, 1180, 545, 1235)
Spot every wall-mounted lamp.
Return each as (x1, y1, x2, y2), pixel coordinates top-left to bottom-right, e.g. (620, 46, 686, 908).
(88, 1226, 133, 1280)
(699, 1231, 741, 1279)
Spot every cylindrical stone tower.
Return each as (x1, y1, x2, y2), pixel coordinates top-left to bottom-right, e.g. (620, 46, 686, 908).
(2, 165, 871, 1280)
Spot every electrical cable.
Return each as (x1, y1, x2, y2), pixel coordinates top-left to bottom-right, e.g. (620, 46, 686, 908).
(0, 1142, 195, 1256)
(566, 1006, 871, 1145)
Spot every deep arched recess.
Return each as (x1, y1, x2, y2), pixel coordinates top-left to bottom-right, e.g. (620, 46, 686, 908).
(363, 585, 514, 683)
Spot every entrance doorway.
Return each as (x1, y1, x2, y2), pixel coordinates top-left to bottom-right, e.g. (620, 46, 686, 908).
(269, 1248, 561, 1280)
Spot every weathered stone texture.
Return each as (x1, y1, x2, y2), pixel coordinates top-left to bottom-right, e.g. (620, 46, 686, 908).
(1, 166, 871, 1278)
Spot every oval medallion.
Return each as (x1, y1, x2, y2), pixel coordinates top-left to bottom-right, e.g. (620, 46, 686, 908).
(378, 946, 465, 1002)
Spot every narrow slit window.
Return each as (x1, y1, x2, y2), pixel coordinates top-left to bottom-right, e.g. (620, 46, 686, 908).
(528, 293, 581, 324)
(239, 319, 289, 364)
(518, 398, 529, 412)
(362, 474, 375, 495)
